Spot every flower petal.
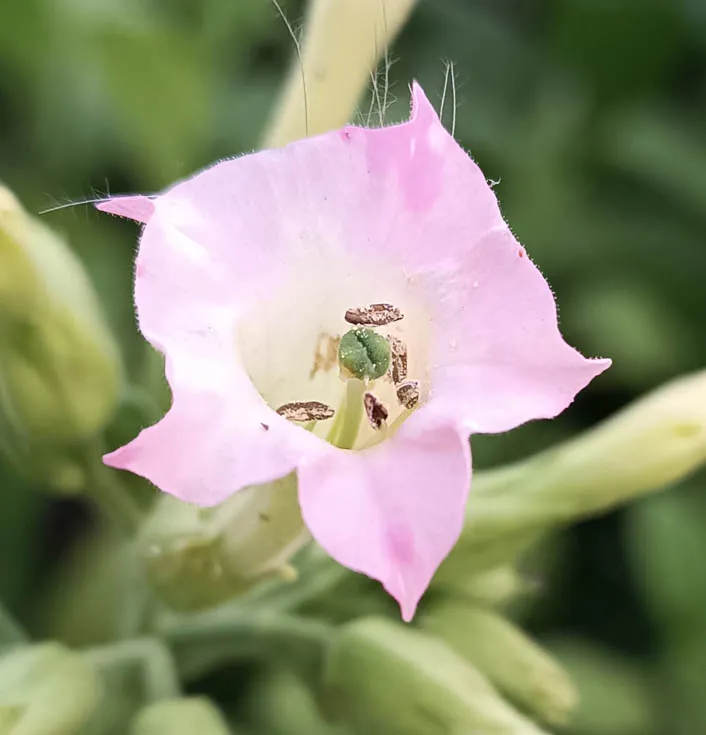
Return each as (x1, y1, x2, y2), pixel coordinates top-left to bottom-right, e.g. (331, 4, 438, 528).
(96, 195, 155, 223)
(297, 408, 471, 621)
(104, 208, 319, 505)
(430, 227, 611, 433)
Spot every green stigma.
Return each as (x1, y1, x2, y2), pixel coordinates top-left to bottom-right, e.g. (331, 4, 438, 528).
(338, 328, 391, 381)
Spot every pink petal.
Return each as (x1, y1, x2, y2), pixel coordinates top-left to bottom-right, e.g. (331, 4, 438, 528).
(96, 195, 155, 223)
(147, 83, 504, 283)
(430, 227, 611, 433)
(105, 210, 319, 505)
(298, 408, 471, 621)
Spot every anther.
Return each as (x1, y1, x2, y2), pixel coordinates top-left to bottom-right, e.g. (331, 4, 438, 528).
(364, 392, 389, 430)
(310, 333, 341, 379)
(276, 401, 335, 422)
(345, 303, 404, 327)
(396, 380, 420, 410)
(387, 335, 408, 384)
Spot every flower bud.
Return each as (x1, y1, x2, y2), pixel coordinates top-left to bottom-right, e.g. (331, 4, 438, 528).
(439, 369, 706, 580)
(0, 187, 122, 452)
(264, 0, 419, 147)
(423, 600, 578, 726)
(325, 617, 549, 735)
(0, 643, 101, 734)
(141, 475, 308, 611)
(130, 698, 231, 735)
(242, 667, 340, 735)
(546, 638, 656, 735)
(433, 565, 526, 605)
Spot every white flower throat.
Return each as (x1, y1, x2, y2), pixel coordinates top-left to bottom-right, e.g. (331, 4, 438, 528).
(277, 305, 421, 450)
(240, 298, 424, 451)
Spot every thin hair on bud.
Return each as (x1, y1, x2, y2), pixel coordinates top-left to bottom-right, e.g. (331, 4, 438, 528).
(363, 54, 397, 128)
(449, 60, 457, 137)
(439, 59, 458, 137)
(270, 0, 309, 138)
(38, 188, 157, 217)
(359, 1, 398, 129)
(380, 0, 391, 124)
(38, 192, 111, 216)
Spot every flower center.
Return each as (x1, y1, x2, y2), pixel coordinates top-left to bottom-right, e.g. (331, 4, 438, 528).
(338, 328, 391, 381)
(269, 305, 423, 451)
(236, 253, 431, 450)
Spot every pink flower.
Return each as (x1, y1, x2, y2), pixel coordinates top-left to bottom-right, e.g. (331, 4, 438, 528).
(99, 83, 609, 620)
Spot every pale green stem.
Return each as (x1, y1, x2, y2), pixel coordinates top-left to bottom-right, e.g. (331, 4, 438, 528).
(83, 638, 180, 701)
(81, 443, 142, 535)
(164, 613, 333, 682)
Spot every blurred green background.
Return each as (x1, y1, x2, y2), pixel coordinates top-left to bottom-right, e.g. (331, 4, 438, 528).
(2, 0, 706, 733)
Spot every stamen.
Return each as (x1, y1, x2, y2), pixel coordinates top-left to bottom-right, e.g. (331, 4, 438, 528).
(310, 333, 341, 379)
(387, 335, 408, 384)
(364, 392, 389, 430)
(396, 380, 420, 410)
(276, 401, 335, 422)
(345, 303, 404, 327)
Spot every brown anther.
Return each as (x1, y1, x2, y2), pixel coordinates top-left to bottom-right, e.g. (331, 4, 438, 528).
(276, 401, 335, 422)
(310, 333, 341, 379)
(364, 392, 389, 430)
(345, 303, 404, 327)
(396, 380, 420, 410)
(387, 334, 408, 384)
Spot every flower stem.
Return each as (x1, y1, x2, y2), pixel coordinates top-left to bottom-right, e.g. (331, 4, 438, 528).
(327, 378, 365, 450)
(83, 638, 181, 700)
(0, 603, 28, 645)
(164, 612, 333, 683)
(81, 443, 143, 535)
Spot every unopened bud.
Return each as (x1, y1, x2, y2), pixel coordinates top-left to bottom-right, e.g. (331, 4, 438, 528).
(141, 474, 308, 611)
(423, 601, 578, 726)
(130, 698, 231, 735)
(264, 0, 419, 147)
(0, 643, 101, 734)
(325, 617, 549, 735)
(440, 369, 706, 579)
(434, 565, 527, 605)
(0, 187, 121, 452)
(546, 638, 656, 735)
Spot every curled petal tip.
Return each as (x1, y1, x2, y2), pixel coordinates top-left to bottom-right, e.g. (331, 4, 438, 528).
(96, 195, 155, 224)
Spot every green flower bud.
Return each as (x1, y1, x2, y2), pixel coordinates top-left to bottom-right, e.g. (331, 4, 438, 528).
(264, 0, 418, 147)
(0, 643, 101, 734)
(325, 617, 549, 735)
(141, 474, 308, 611)
(338, 328, 390, 381)
(0, 186, 122, 452)
(545, 638, 656, 735)
(242, 667, 347, 735)
(433, 565, 526, 605)
(130, 698, 231, 735)
(423, 601, 578, 726)
(438, 369, 706, 581)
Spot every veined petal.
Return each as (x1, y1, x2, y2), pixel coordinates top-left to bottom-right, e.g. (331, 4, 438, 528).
(298, 408, 471, 621)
